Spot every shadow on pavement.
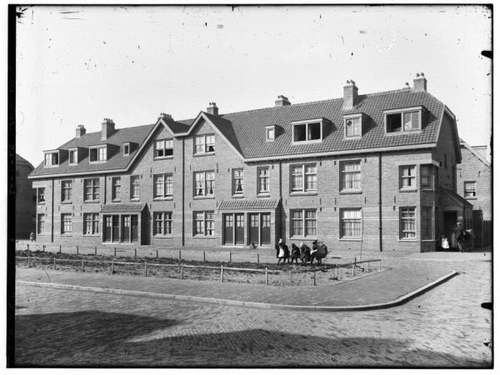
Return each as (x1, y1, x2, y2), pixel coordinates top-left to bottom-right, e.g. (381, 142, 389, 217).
(14, 312, 491, 368)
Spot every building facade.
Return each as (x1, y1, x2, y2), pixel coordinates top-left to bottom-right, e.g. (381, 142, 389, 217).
(456, 140, 492, 248)
(29, 74, 471, 252)
(16, 154, 35, 239)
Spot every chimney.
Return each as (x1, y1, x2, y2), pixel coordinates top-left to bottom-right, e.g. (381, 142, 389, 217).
(159, 113, 173, 121)
(75, 124, 86, 138)
(342, 80, 358, 110)
(207, 102, 219, 116)
(413, 73, 427, 92)
(471, 145, 489, 160)
(275, 95, 291, 107)
(101, 118, 115, 141)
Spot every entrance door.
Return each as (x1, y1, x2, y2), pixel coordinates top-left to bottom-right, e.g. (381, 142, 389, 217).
(235, 213, 244, 245)
(112, 215, 120, 242)
(122, 215, 130, 242)
(261, 213, 271, 245)
(103, 216, 112, 242)
(223, 214, 234, 245)
(131, 215, 139, 242)
(248, 213, 259, 245)
(444, 211, 457, 248)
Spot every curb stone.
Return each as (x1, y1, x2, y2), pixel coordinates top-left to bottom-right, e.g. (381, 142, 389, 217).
(17, 270, 458, 312)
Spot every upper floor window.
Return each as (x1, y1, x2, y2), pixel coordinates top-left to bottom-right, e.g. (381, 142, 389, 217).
(68, 149, 78, 165)
(89, 145, 107, 163)
(385, 107, 422, 134)
(257, 166, 270, 195)
(265, 126, 275, 142)
(36, 188, 45, 204)
(344, 115, 362, 138)
(154, 139, 173, 158)
(83, 178, 100, 202)
(123, 143, 131, 156)
(290, 164, 317, 193)
(292, 120, 323, 143)
(399, 165, 416, 190)
(111, 177, 121, 201)
(130, 175, 140, 200)
(194, 135, 215, 154)
(464, 181, 477, 199)
(194, 171, 215, 197)
(340, 160, 361, 192)
(420, 164, 435, 190)
(153, 173, 173, 199)
(232, 169, 244, 196)
(44, 151, 59, 167)
(61, 180, 72, 202)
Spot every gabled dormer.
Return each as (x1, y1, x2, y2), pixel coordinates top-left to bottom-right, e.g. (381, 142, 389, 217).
(384, 106, 423, 135)
(43, 149, 60, 168)
(291, 118, 325, 144)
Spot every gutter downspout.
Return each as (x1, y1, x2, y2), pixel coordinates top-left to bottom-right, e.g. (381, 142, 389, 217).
(278, 160, 283, 241)
(378, 153, 383, 252)
(181, 138, 185, 247)
(51, 178, 54, 243)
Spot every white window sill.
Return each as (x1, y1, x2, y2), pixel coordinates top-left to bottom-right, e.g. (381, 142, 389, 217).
(193, 152, 215, 157)
(193, 196, 215, 200)
(153, 197, 173, 201)
(399, 188, 417, 193)
(257, 193, 271, 198)
(338, 237, 363, 241)
(154, 156, 174, 160)
(290, 191, 318, 196)
(339, 190, 362, 195)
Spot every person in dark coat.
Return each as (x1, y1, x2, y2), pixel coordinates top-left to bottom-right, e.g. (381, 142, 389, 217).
(289, 243, 301, 264)
(299, 242, 311, 265)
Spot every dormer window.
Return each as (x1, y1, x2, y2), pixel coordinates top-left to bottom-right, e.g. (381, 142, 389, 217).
(265, 126, 276, 142)
(68, 148, 78, 165)
(89, 145, 107, 163)
(44, 151, 60, 167)
(344, 114, 362, 138)
(123, 143, 131, 156)
(292, 119, 323, 144)
(385, 107, 422, 134)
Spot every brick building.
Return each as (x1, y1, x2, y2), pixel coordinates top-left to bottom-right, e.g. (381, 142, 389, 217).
(29, 74, 471, 253)
(16, 154, 35, 238)
(456, 140, 492, 248)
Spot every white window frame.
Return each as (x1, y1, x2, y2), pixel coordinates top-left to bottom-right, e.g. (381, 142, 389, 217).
(44, 151, 60, 167)
(339, 208, 362, 239)
(257, 166, 270, 195)
(37, 214, 46, 234)
(83, 213, 100, 235)
(111, 177, 121, 201)
(290, 163, 317, 193)
(339, 159, 362, 192)
(290, 208, 317, 238)
(153, 173, 173, 199)
(194, 171, 215, 197)
(61, 213, 73, 234)
(193, 211, 215, 237)
(291, 119, 324, 144)
(123, 143, 131, 156)
(265, 126, 276, 142)
(68, 148, 78, 165)
(153, 211, 173, 236)
(232, 168, 244, 196)
(154, 139, 173, 159)
(399, 207, 417, 240)
(343, 114, 363, 139)
(61, 180, 72, 203)
(384, 107, 423, 135)
(89, 145, 107, 163)
(464, 181, 477, 199)
(194, 134, 215, 155)
(83, 178, 100, 202)
(36, 187, 46, 204)
(130, 175, 140, 200)
(399, 165, 417, 191)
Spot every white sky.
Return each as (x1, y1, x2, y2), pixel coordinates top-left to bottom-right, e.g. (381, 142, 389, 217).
(16, 5, 492, 166)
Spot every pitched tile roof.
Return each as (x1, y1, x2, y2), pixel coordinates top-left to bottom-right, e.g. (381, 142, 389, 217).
(16, 154, 34, 169)
(218, 199, 280, 211)
(30, 87, 449, 179)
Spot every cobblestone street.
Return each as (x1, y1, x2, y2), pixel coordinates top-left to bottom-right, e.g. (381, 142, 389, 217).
(14, 254, 492, 367)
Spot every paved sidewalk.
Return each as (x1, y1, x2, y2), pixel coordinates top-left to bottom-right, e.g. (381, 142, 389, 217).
(17, 261, 456, 308)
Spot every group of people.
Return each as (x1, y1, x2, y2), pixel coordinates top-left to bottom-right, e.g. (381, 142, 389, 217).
(440, 223, 472, 252)
(275, 238, 328, 265)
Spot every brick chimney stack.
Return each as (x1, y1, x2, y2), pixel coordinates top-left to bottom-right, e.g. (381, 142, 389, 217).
(275, 95, 291, 107)
(342, 80, 358, 110)
(207, 102, 219, 116)
(101, 118, 115, 141)
(75, 124, 86, 138)
(413, 73, 427, 92)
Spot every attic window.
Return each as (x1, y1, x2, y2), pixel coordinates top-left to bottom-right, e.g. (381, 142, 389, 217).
(265, 126, 275, 142)
(89, 145, 107, 163)
(385, 107, 422, 134)
(44, 151, 59, 167)
(344, 114, 362, 138)
(292, 119, 323, 144)
(154, 139, 173, 158)
(68, 149, 78, 165)
(123, 143, 131, 156)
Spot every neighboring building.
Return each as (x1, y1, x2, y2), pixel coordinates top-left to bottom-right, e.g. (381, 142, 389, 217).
(16, 154, 35, 239)
(457, 140, 492, 248)
(29, 74, 471, 252)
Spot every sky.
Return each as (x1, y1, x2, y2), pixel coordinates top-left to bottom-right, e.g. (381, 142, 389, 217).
(15, 5, 492, 166)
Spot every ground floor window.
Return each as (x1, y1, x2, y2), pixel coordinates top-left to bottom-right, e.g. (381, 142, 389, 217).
(61, 214, 72, 234)
(340, 208, 362, 238)
(400, 207, 416, 239)
(103, 214, 139, 243)
(193, 211, 214, 237)
(290, 209, 317, 238)
(37, 214, 45, 234)
(153, 212, 173, 236)
(83, 213, 100, 235)
(421, 206, 434, 240)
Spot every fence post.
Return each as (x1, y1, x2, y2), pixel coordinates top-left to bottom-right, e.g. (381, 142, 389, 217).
(229, 251, 232, 263)
(27, 255, 31, 268)
(53, 257, 56, 269)
(289, 270, 292, 284)
(95, 246, 98, 256)
(76, 245, 79, 256)
(351, 263, 355, 277)
(114, 247, 117, 257)
(265, 267, 269, 285)
(180, 265, 184, 280)
(134, 248, 137, 259)
(59, 244, 62, 254)
(257, 254, 260, 265)
(42, 244, 45, 252)
(81, 259, 85, 272)
(156, 249, 159, 259)
(220, 264, 224, 283)
(111, 259, 114, 274)
(144, 261, 148, 277)
(27, 243, 29, 251)
(313, 271, 317, 286)
(203, 251, 206, 263)
(178, 249, 182, 262)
